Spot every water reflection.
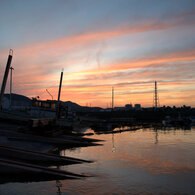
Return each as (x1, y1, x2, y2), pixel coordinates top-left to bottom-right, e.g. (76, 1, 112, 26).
(0, 126, 195, 194)
(154, 128, 159, 144)
(56, 180, 62, 195)
(61, 127, 195, 194)
(112, 133, 116, 153)
(56, 163, 62, 195)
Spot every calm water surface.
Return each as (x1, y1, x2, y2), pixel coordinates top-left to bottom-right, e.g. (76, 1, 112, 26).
(0, 127, 195, 194)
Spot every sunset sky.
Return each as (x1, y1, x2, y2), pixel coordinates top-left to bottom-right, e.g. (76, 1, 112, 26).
(0, 0, 195, 108)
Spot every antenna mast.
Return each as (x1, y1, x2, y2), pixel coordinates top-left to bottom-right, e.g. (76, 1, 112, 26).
(153, 81, 159, 108)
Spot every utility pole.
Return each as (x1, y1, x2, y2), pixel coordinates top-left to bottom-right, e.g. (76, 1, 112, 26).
(10, 66, 14, 109)
(0, 49, 13, 110)
(112, 86, 114, 110)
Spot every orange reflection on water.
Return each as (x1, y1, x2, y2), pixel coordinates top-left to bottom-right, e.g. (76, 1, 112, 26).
(65, 129, 195, 176)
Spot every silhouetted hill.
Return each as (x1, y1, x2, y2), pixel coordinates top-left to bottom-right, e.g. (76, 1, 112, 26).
(4, 93, 32, 103)
(62, 101, 101, 112)
(62, 101, 81, 111)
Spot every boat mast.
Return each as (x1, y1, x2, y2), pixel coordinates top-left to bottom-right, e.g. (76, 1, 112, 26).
(0, 49, 13, 110)
(56, 69, 64, 118)
(58, 69, 63, 102)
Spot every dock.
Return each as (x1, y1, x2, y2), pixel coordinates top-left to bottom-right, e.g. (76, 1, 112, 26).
(0, 158, 87, 183)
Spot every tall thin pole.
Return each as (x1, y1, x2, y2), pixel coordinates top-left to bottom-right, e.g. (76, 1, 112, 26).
(10, 67, 14, 108)
(0, 49, 13, 110)
(57, 69, 63, 118)
(58, 69, 63, 101)
(112, 87, 114, 110)
(154, 81, 159, 108)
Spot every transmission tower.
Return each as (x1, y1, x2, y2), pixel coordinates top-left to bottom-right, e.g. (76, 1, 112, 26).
(153, 81, 160, 108)
(112, 86, 114, 110)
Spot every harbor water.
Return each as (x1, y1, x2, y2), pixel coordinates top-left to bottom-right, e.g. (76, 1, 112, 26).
(0, 127, 195, 194)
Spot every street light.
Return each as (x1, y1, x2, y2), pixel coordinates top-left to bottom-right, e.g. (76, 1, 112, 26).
(46, 89, 53, 100)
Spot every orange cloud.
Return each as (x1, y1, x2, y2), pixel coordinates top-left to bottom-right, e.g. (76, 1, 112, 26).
(4, 48, 194, 107)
